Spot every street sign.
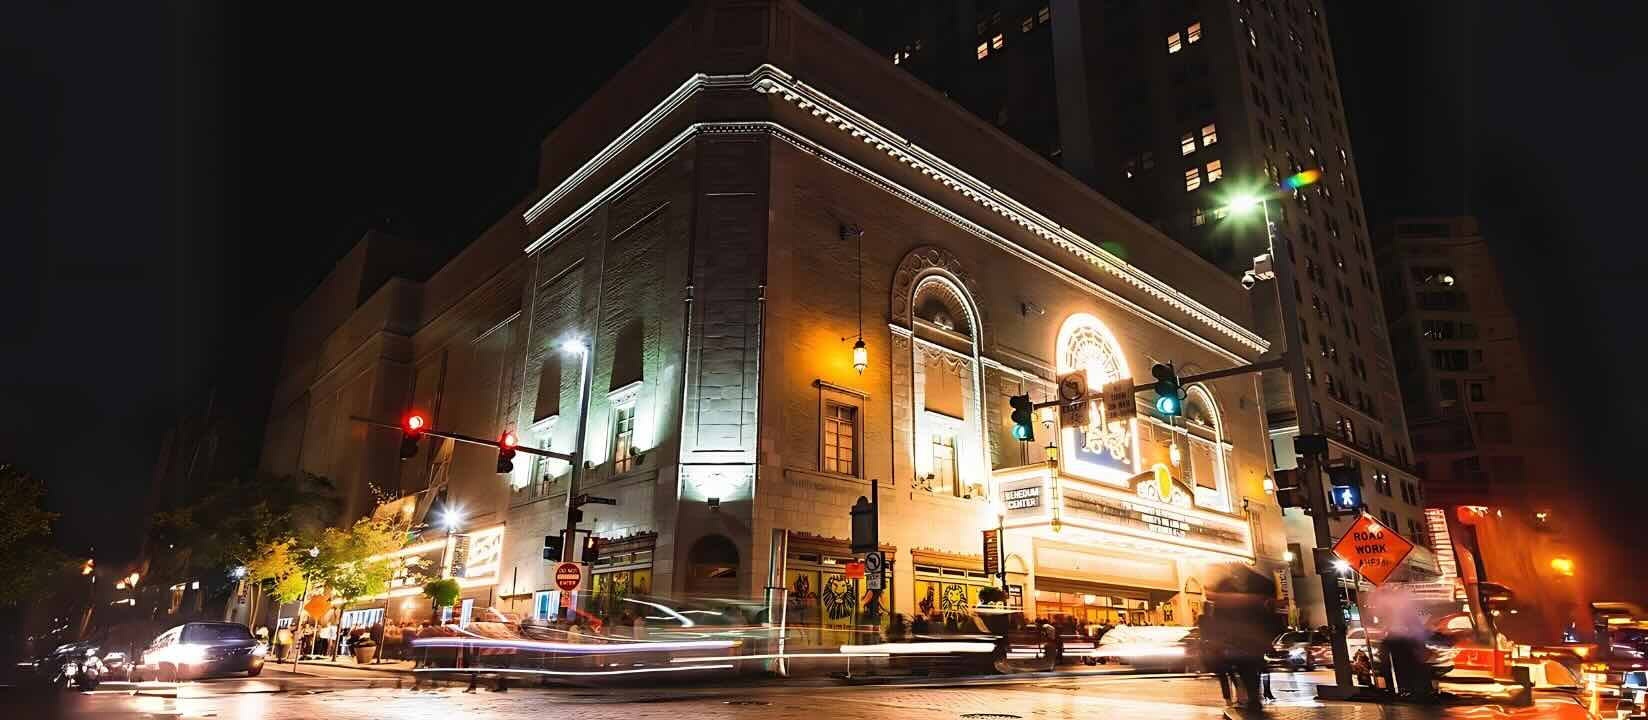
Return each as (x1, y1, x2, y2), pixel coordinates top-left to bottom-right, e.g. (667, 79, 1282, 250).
(864, 551, 885, 591)
(1056, 370, 1088, 404)
(1060, 399, 1090, 429)
(863, 550, 884, 575)
(844, 561, 865, 580)
(1057, 370, 1090, 428)
(1331, 514, 1415, 586)
(572, 493, 617, 507)
(303, 593, 331, 621)
(553, 562, 584, 592)
(981, 529, 1001, 577)
(1329, 484, 1362, 512)
(1102, 381, 1136, 423)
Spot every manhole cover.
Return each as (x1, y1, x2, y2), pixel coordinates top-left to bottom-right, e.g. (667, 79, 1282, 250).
(725, 700, 771, 706)
(960, 715, 1022, 720)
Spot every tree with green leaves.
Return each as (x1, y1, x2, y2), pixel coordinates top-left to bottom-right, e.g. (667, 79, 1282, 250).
(147, 472, 336, 586)
(0, 464, 66, 606)
(422, 578, 461, 621)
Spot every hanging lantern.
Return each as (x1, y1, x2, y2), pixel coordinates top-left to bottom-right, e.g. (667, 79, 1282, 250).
(1044, 439, 1060, 465)
(852, 338, 867, 374)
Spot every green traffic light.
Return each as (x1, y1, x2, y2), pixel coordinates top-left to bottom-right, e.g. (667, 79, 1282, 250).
(1155, 395, 1180, 416)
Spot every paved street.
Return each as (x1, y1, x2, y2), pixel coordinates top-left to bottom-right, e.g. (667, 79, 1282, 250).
(5, 668, 1449, 720)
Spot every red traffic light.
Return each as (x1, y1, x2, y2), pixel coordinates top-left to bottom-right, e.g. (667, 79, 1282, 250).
(405, 413, 427, 432)
(499, 431, 518, 449)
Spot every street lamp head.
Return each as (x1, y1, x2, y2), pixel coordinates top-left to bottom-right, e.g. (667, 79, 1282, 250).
(442, 508, 463, 533)
(560, 339, 587, 354)
(1226, 193, 1264, 216)
(231, 566, 248, 579)
(307, 546, 320, 558)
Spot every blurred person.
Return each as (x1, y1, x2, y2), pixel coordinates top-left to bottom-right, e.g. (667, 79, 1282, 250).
(1206, 566, 1278, 710)
(317, 622, 335, 657)
(274, 624, 293, 662)
(1199, 602, 1234, 705)
(1368, 584, 1434, 701)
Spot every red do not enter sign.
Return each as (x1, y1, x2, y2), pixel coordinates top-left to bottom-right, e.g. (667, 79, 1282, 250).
(554, 562, 583, 592)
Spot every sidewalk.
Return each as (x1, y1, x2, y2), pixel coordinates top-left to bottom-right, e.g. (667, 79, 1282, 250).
(273, 656, 417, 678)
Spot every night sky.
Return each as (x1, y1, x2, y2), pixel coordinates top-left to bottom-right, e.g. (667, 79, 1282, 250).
(5, 2, 1644, 596)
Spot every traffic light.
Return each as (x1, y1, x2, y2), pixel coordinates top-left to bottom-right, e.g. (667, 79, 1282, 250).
(542, 534, 563, 562)
(1009, 394, 1035, 441)
(1274, 468, 1311, 511)
(581, 535, 600, 564)
(1324, 458, 1360, 487)
(1328, 483, 1362, 512)
(1151, 363, 1183, 416)
(496, 431, 518, 474)
(400, 412, 427, 460)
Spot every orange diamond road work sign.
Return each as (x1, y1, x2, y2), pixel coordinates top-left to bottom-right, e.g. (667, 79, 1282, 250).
(302, 594, 332, 621)
(1331, 514, 1415, 586)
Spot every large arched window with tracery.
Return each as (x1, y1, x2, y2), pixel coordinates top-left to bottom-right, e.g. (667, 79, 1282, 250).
(1180, 385, 1231, 511)
(910, 275, 986, 499)
(1055, 313, 1137, 483)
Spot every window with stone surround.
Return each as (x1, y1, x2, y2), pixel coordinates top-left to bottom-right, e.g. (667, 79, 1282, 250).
(822, 402, 858, 476)
(930, 432, 959, 497)
(609, 382, 640, 473)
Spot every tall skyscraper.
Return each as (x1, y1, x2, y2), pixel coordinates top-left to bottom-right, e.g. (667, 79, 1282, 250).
(1376, 216, 1583, 641)
(1376, 217, 1564, 513)
(810, 0, 1435, 623)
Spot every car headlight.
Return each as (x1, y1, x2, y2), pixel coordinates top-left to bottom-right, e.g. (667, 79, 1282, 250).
(85, 647, 99, 657)
(63, 662, 78, 676)
(251, 644, 267, 657)
(172, 644, 208, 664)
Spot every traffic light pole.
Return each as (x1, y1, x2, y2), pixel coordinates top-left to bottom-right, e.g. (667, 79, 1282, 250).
(562, 344, 593, 563)
(350, 416, 576, 462)
(1257, 198, 1355, 695)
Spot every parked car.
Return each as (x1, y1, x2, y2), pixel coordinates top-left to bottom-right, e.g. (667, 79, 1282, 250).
(1266, 629, 1333, 670)
(134, 622, 265, 681)
(28, 639, 109, 690)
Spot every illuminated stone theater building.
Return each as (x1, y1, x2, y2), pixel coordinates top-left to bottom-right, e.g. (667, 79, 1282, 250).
(261, 0, 1292, 631)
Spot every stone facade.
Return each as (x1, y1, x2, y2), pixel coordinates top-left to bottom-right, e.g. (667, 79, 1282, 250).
(263, 0, 1293, 630)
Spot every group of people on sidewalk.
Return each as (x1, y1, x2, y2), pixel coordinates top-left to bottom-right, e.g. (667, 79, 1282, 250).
(255, 619, 429, 664)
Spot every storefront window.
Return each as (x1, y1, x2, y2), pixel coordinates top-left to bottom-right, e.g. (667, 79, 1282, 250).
(912, 566, 992, 628)
(786, 554, 891, 647)
(588, 567, 653, 620)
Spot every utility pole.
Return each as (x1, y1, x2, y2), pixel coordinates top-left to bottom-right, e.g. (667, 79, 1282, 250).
(561, 342, 593, 563)
(1256, 198, 1356, 694)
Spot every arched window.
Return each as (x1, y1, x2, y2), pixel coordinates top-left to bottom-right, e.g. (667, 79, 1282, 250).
(907, 273, 986, 499)
(686, 534, 740, 594)
(1055, 313, 1136, 483)
(1181, 385, 1230, 511)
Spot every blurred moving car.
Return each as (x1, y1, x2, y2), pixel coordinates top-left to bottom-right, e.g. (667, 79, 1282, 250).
(1577, 603, 1648, 719)
(28, 639, 110, 690)
(1267, 629, 1333, 670)
(134, 622, 265, 681)
(1092, 625, 1200, 673)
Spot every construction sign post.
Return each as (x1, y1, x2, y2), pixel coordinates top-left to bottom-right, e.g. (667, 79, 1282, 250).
(1331, 513, 1415, 586)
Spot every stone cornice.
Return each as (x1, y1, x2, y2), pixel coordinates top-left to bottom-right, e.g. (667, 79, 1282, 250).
(521, 64, 1268, 357)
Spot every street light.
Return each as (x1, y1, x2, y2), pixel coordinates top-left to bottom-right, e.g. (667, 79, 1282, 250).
(1219, 174, 1357, 694)
(561, 339, 594, 567)
(441, 508, 464, 534)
